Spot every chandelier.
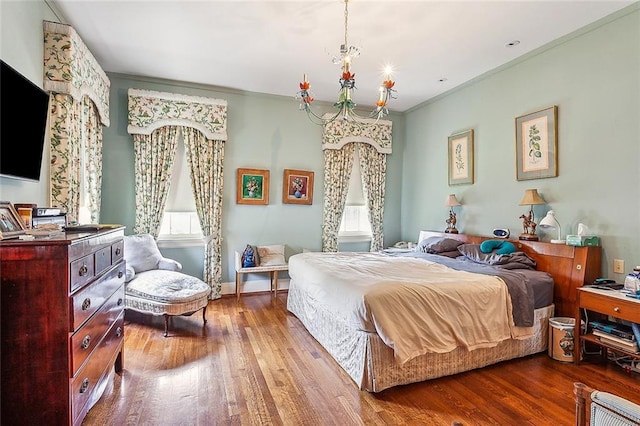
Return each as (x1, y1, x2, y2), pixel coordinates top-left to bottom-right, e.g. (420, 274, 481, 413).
(296, 0, 396, 125)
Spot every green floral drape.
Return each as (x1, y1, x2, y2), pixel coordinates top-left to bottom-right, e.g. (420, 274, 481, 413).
(182, 127, 225, 299)
(321, 144, 355, 252)
(357, 143, 386, 252)
(132, 127, 179, 235)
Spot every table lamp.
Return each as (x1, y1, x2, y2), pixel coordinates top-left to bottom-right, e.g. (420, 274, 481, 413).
(518, 189, 545, 241)
(539, 210, 564, 244)
(444, 194, 462, 234)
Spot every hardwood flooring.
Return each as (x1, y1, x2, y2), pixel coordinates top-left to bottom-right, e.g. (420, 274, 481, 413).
(83, 292, 640, 425)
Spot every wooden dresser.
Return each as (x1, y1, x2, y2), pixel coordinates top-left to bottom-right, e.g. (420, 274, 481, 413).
(1, 227, 126, 426)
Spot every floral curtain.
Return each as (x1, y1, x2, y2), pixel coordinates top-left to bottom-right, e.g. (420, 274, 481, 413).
(357, 143, 386, 252)
(44, 21, 110, 224)
(132, 127, 179, 236)
(321, 119, 392, 252)
(182, 127, 225, 299)
(127, 89, 227, 298)
(321, 143, 354, 252)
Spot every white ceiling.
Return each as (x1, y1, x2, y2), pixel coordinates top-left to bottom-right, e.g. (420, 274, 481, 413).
(49, 0, 634, 113)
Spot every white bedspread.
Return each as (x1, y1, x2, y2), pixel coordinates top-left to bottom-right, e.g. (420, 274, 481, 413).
(288, 252, 531, 364)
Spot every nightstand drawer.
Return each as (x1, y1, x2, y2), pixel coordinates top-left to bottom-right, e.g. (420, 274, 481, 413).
(579, 290, 640, 323)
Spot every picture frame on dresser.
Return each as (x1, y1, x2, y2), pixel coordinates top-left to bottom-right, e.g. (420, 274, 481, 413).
(0, 201, 26, 239)
(515, 105, 558, 181)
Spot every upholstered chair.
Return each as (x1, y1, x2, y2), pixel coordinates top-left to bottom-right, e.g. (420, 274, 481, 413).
(123, 234, 211, 337)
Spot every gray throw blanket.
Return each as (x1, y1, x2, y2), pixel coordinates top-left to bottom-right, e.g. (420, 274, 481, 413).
(389, 252, 535, 327)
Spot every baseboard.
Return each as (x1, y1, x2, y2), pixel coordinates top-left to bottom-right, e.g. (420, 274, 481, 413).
(221, 278, 290, 296)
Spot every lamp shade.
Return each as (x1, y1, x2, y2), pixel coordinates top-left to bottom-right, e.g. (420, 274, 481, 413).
(445, 194, 461, 207)
(538, 210, 564, 244)
(519, 189, 545, 206)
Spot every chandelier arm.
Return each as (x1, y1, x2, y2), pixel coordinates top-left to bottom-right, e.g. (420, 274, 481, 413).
(304, 107, 343, 125)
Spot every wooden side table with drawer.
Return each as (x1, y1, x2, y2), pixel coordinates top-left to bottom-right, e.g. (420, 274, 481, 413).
(1, 226, 126, 426)
(575, 287, 640, 364)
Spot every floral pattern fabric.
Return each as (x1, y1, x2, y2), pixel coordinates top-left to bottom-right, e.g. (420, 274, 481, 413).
(358, 143, 386, 252)
(182, 127, 224, 300)
(322, 118, 392, 153)
(43, 21, 110, 126)
(128, 89, 227, 141)
(132, 127, 179, 235)
(321, 144, 355, 252)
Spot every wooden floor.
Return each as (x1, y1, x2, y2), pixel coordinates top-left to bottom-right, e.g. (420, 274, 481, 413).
(84, 292, 640, 426)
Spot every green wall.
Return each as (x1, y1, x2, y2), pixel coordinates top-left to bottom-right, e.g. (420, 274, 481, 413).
(401, 4, 640, 279)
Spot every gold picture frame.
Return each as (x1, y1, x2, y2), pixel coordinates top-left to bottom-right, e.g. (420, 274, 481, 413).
(236, 168, 269, 205)
(0, 201, 27, 239)
(515, 105, 558, 181)
(282, 169, 314, 205)
(448, 129, 474, 185)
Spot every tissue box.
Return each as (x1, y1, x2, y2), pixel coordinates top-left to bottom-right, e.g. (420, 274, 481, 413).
(566, 235, 599, 246)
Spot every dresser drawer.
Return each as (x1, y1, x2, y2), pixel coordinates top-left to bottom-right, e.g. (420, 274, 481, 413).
(112, 240, 124, 264)
(579, 290, 640, 323)
(71, 263, 125, 331)
(71, 312, 125, 425)
(71, 284, 125, 375)
(70, 253, 95, 292)
(95, 246, 112, 276)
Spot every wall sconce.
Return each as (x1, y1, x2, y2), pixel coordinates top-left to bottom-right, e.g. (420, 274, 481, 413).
(444, 194, 462, 234)
(539, 210, 564, 244)
(518, 189, 545, 241)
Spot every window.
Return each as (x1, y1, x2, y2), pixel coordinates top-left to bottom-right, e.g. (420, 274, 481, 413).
(157, 137, 203, 246)
(338, 148, 372, 243)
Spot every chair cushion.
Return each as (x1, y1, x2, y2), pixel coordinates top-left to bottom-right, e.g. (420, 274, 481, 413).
(257, 245, 286, 266)
(125, 270, 211, 304)
(124, 234, 164, 273)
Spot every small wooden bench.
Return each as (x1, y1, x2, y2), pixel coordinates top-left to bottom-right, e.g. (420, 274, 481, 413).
(234, 244, 288, 299)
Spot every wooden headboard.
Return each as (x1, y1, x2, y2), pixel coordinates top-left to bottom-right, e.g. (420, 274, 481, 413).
(418, 231, 602, 317)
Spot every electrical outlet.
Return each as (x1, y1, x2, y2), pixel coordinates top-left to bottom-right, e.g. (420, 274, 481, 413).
(614, 259, 625, 274)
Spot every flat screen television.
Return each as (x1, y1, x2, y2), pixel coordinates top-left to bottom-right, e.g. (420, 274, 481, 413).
(0, 59, 50, 182)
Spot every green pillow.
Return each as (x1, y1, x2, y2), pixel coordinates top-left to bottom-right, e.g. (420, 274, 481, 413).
(480, 240, 516, 255)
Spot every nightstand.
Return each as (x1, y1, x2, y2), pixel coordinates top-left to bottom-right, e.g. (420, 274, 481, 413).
(575, 287, 640, 364)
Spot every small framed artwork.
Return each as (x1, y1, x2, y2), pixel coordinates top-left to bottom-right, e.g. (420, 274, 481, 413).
(236, 168, 269, 205)
(282, 169, 314, 205)
(448, 129, 474, 185)
(515, 105, 558, 181)
(0, 201, 27, 239)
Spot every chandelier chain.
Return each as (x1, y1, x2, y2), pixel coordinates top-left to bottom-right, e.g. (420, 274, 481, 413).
(343, 0, 349, 49)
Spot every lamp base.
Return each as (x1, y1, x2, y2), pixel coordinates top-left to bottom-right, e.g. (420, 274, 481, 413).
(518, 233, 539, 241)
(445, 228, 458, 234)
(550, 239, 565, 244)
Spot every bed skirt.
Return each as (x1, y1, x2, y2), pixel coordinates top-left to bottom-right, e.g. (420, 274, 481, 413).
(287, 281, 553, 392)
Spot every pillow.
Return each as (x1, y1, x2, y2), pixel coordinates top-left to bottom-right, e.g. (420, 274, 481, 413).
(241, 244, 259, 267)
(457, 244, 502, 264)
(416, 237, 463, 254)
(457, 244, 537, 270)
(438, 250, 462, 258)
(480, 239, 516, 255)
(124, 234, 164, 273)
(257, 245, 286, 266)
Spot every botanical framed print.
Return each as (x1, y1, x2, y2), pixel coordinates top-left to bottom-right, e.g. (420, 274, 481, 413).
(448, 129, 474, 185)
(0, 201, 26, 239)
(236, 168, 269, 205)
(515, 105, 558, 181)
(282, 169, 314, 205)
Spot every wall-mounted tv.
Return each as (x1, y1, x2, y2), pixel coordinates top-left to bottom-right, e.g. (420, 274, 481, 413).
(0, 60, 50, 182)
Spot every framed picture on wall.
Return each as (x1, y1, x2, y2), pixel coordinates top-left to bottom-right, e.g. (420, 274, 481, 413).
(515, 105, 558, 181)
(282, 169, 314, 205)
(0, 201, 26, 239)
(448, 129, 474, 185)
(236, 168, 269, 205)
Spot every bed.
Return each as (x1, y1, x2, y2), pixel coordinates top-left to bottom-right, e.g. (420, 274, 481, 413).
(286, 231, 601, 392)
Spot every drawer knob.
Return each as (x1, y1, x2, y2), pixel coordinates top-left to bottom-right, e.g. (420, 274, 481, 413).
(116, 326, 123, 337)
(81, 298, 91, 311)
(81, 335, 91, 350)
(118, 271, 124, 279)
(614, 306, 620, 312)
(115, 247, 122, 256)
(117, 298, 123, 306)
(80, 378, 89, 394)
(79, 265, 88, 277)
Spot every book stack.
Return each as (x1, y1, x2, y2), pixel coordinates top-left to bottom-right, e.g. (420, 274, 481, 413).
(590, 320, 640, 354)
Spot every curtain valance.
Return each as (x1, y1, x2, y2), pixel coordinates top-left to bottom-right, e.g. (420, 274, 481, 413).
(127, 89, 228, 141)
(322, 118, 392, 154)
(43, 21, 110, 127)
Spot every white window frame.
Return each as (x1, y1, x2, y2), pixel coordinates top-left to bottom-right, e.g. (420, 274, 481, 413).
(338, 205, 372, 243)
